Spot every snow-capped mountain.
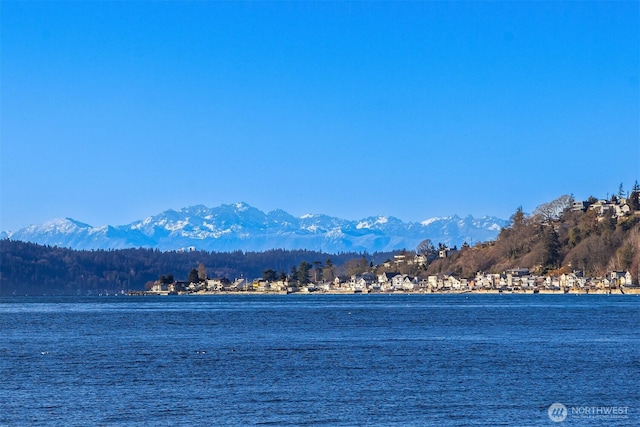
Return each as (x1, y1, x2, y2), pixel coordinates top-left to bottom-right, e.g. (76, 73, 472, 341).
(3, 202, 508, 253)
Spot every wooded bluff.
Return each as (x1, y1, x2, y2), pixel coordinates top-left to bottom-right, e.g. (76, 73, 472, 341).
(0, 242, 386, 295)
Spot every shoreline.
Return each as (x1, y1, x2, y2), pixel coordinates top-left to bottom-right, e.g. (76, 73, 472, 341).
(129, 287, 640, 296)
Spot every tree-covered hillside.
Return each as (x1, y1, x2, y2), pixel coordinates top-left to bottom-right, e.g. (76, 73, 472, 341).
(0, 241, 377, 295)
(425, 192, 640, 281)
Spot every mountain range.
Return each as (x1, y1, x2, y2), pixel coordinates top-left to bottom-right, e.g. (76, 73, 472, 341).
(1, 202, 508, 253)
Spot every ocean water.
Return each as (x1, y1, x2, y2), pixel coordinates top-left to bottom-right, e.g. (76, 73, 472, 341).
(1, 294, 638, 426)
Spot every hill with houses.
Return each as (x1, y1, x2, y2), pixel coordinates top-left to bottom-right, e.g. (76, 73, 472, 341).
(148, 190, 640, 295)
(2, 187, 639, 295)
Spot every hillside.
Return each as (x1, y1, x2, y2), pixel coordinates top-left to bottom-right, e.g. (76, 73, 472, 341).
(424, 194, 640, 281)
(0, 240, 393, 295)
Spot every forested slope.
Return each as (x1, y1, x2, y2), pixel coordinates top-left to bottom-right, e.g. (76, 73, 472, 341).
(0, 241, 367, 295)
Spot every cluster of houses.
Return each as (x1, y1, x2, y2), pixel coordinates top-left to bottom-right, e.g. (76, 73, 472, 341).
(147, 267, 637, 295)
(572, 197, 635, 218)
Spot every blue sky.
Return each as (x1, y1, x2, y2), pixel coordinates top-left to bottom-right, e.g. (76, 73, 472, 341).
(1, 1, 638, 232)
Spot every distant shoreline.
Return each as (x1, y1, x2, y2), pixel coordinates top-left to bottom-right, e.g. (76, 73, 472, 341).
(128, 287, 640, 296)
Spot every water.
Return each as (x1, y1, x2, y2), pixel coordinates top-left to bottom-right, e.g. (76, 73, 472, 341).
(1, 294, 638, 426)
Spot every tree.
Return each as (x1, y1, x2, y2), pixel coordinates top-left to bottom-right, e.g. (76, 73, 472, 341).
(323, 258, 335, 283)
(159, 274, 174, 284)
(629, 181, 640, 211)
(188, 268, 199, 284)
(510, 206, 526, 229)
(298, 261, 311, 285)
(345, 256, 368, 277)
(541, 226, 560, 270)
(262, 269, 277, 282)
(417, 239, 436, 260)
(618, 243, 635, 271)
(197, 263, 206, 281)
(533, 195, 572, 223)
(498, 205, 539, 260)
(313, 261, 323, 282)
(568, 227, 582, 248)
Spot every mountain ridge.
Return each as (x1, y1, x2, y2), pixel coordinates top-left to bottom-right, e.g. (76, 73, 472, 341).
(3, 202, 508, 253)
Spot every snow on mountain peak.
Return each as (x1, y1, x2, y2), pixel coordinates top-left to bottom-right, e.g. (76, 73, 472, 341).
(356, 220, 369, 229)
(376, 216, 389, 224)
(29, 218, 93, 234)
(356, 216, 390, 229)
(420, 217, 444, 226)
(4, 203, 508, 253)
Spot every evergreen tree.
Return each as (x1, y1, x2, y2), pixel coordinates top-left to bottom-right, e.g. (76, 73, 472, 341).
(629, 181, 640, 211)
(619, 243, 635, 271)
(188, 268, 199, 284)
(541, 226, 560, 270)
(298, 261, 311, 285)
(323, 258, 335, 283)
(510, 206, 526, 229)
(618, 183, 625, 200)
(262, 269, 277, 281)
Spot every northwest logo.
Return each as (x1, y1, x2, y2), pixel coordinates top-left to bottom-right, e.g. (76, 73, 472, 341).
(548, 403, 568, 422)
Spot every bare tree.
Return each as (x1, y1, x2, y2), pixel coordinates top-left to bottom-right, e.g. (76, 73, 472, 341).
(533, 195, 572, 224)
(197, 263, 207, 281)
(417, 238, 436, 261)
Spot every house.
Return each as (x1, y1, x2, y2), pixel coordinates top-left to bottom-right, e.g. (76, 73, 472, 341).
(610, 271, 632, 286)
(505, 268, 530, 277)
(233, 278, 248, 291)
(378, 272, 399, 284)
(393, 254, 406, 265)
(427, 275, 439, 290)
(170, 281, 190, 293)
(150, 282, 169, 293)
(391, 274, 415, 291)
(350, 276, 368, 292)
(624, 271, 633, 286)
(439, 247, 459, 259)
(206, 278, 229, 291)
(445, 275, 465, 291)
(544, 276, 560, 290)
(414, 255, 428, 266)
(571, 201, 587, 212)
(588, 198, 631, 219)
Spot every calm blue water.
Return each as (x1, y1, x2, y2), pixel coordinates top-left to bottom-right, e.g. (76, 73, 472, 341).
(1, 294, 638, 426)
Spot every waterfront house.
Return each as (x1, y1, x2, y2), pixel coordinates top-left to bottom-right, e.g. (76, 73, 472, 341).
(378, 272, 399, 285)
(391, 274, 415, 291)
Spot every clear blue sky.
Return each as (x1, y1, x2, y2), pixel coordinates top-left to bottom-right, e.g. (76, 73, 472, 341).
(1, 1, 638, 232)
